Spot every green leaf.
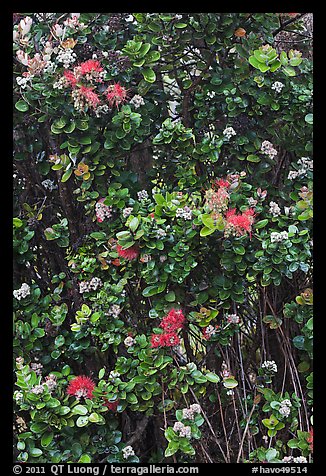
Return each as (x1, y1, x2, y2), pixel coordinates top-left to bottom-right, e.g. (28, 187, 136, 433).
(30, 448, 43, 457)
(202, 214, 215, 229)
(13, 217, 23, 228)
(72, 405, 88, 416)
(200, 226, 215, 237)
(255, 219, 268, 229)
(165, 441, 179, 457)
(282, 66, 296, 77)
(247, 154, 261, 163)
(76, 415, 89, 427)
(223, 377, 238, 389)
(78, 454, 91, 463)
(129, 216, 139, 232)
(165, 291, 176, 302)
(41, 432, 54, 448)
(61, 168, 73, 182)
(15, 100, 29, 112)
(233, 244, 245, 255)
(305, 113, 313, 125)
(205, 372, 220, 383)
(98, 368, 105, 379)
(142, 68, 156, 83)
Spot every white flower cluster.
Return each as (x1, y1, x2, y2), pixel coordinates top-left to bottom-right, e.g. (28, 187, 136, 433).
(108, 370, 120, 380)
(122, 445, 135, 459)
(56, 48, 77, 68)
(107, 304, 121, 318)
(207, 90, 216, 99)
(95, 201, 112, 222)
(44, 374, 57, 392)
(43, 61, 57, 74)
(79, 277, 103, 293)
(223, 126, 236, 140)
(16, 76, 33, 89)
(271, 231, 289, 243)
(204, 324, 218, 338)
(269, 201, 281, 217)
(124, 336, 136, 347)
(31, 384, 45, 395)
(137, 190, 149, 201)
(16, 357, 24, 369)
(261, 140, 277, 160)
(94, 104, 109, 117)
(248, 197, 258, 207)
(227, 314, 240, 324)
(261, 360, 277, 373)
(42, 179, 57, 191)
(14, 391, 24, 404)
(173, 421, 192, 438)
(156, 228, 167, 238)
(53, 77, 68, 90)
(182, 403, 201, 420)
(288, 157, 313, 180)
(13, 283, 31, 301)
(279, 399, 292, 417)
(176, 206, 192, 220)
(129, 94, 145, 108)
(282, 456, 307, 463)
(30, 362, 43, 376)
(123, 207, 133, 218)
(271, 81, 285, 93)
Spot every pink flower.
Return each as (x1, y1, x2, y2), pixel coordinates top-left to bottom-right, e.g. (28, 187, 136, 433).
(116, 244, 139, 261)
(64, 70, 77, 87)
(79, 86, 101, 107)
(106, 83, 128, 108)
(67, 375, 95, 399)
(80, 59, 103, 75)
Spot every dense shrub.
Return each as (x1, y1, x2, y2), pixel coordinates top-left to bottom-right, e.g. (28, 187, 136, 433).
(13, 12, 313, 464)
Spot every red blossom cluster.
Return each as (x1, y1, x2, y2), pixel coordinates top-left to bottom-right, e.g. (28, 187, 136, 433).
(225, 208, 255, 238)
(60, 58, 127, 112)
(151, 309, 185, 348)
(116, 244, 140, 261)
(67, 375, 95, 399)
(106, 83, 128, 108)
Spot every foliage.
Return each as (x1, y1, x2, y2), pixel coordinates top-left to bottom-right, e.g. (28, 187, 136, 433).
(13, 12, 313, 463)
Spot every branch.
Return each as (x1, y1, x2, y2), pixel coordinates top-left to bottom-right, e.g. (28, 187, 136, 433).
(273, 13, 307, 37)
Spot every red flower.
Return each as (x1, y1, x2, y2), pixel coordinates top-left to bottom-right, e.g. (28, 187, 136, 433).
(151, 333, 165, 348)
(64, 70, 77, 87)
(160, 309, 185, 332)
(80, 86, 101, 107)
(80, 59, 103, 75)
(225, 208, 255, 237)
(67, 375, 95, 399)
(214, 178, 230, 189)
(104, 398, 119, 412)
(150, 332, 180, 348)
(106, 83, 128, 108)
(116, 244, 139, 261)
(307, 428, 313, 452)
